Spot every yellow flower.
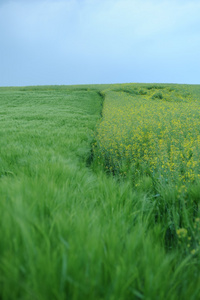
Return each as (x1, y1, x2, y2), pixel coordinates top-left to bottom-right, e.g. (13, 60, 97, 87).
(176, 228, 188, 239)
(191, 249, 196, 255)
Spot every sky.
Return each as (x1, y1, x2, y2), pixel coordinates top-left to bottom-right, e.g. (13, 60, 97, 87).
(0, 0, 200, 86)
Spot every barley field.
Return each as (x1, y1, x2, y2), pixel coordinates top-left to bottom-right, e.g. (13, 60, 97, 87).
(0, 84, 200, 300)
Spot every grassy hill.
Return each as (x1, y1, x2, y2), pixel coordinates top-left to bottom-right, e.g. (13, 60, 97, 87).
(0, 84, 200, 300)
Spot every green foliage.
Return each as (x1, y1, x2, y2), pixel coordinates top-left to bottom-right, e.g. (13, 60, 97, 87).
(152, 91, 163, 99)
(0, 84, 200, 299)
(92, 83, 200, 298)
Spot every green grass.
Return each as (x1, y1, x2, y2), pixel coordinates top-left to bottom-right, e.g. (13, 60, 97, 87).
(0, 84, 200, 300)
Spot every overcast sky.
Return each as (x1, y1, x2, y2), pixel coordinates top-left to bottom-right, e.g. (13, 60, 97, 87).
(0, 0, 200, 86)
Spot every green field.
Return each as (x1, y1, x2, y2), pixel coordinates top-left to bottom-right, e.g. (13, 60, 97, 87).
(0, 84, 200, 300)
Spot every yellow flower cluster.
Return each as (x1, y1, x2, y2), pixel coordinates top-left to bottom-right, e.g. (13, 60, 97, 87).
(176, 228, 188, 239)
(176, 218, 200, 255)
(94, 86, 200, 185)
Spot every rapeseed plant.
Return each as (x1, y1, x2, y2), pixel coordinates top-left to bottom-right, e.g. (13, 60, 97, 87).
(93, 84, 200, 239)
(94, 86, 200, 187)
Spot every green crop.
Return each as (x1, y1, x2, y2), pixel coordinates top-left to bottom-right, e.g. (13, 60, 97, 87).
(0, 84, 200, 300)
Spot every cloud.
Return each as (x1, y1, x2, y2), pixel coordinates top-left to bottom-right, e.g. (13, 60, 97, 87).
(0, 0, 200, 85)
(2, 0, 200, 47)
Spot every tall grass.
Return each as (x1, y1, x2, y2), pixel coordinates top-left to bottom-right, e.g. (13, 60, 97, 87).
(0, 84, 200, 299)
